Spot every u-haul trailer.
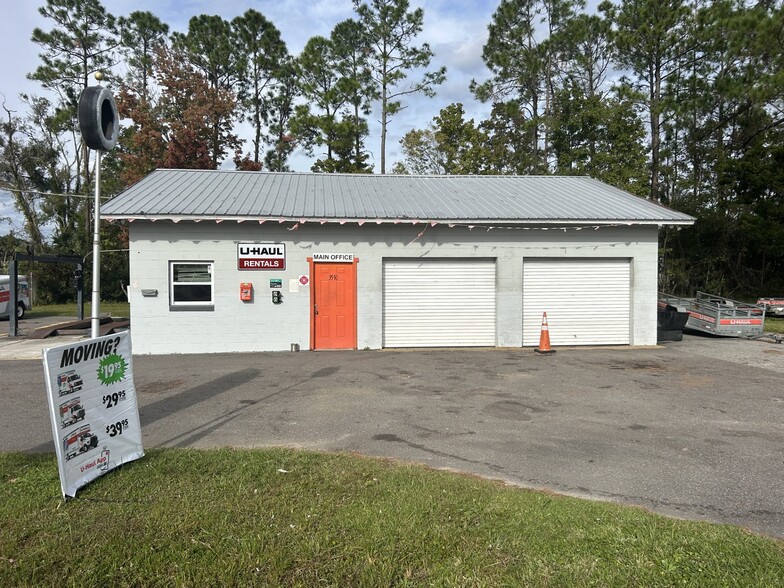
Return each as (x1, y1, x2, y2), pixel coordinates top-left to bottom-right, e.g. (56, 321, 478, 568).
(658, 291, 765, 337)
(757, 298, 784, 318)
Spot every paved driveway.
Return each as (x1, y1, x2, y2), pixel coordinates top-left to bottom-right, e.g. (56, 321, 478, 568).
(2, 333, 783, 538)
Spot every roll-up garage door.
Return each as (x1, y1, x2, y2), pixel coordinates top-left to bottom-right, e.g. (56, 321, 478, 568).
(383, 259, 496, 347)
(523, 258, 631, 346)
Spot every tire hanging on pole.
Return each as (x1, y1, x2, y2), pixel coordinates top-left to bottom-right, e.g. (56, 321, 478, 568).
(77, 86, 118, 151)
(78, 81, 118, 339)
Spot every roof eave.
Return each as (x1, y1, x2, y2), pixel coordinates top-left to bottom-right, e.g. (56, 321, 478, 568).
(102, 214, 695, 227)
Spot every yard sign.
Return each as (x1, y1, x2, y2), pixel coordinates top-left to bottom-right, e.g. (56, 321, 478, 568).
(43, 331, 144, 498)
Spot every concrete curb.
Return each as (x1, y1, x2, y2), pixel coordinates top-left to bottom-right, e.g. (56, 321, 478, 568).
(0, 334, 86, 360)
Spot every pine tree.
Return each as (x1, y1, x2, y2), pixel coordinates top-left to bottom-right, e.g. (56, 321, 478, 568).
(28, 0, 118, 252)
(232, 9, 288, 165)
(171, 15, 243, 168)
(353, 0, 446, 173)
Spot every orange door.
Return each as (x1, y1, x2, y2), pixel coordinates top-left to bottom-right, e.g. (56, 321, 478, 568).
(313, 262, 356, 350)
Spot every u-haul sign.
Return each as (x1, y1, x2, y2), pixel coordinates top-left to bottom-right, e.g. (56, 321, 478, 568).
(238, 243, 286, 270)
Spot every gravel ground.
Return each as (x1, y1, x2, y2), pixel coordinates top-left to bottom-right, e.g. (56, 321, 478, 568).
(675, 332, 784, 374)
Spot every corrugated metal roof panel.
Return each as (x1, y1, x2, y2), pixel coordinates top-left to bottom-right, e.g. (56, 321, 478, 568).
(101, 169, 695, 225)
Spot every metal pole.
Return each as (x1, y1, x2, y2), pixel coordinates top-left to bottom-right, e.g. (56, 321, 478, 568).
(91, 150, 101, 338)
(8, 259, 17, 338)
(77, 261, 84, 321)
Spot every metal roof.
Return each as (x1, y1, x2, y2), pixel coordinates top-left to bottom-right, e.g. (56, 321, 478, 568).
(101, 169, 695, 226)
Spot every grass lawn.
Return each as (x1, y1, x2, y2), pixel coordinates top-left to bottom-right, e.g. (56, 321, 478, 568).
(766, 316, 784, 335)
(25, 301, 130, 320)
(1, 448, 782, 587)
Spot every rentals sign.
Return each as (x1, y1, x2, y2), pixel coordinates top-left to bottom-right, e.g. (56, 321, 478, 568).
(238, 243, 286, 270)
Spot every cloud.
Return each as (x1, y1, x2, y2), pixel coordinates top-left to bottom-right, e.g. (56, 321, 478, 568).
(436, 37, 489, 79)
(0, 4, 47, 112)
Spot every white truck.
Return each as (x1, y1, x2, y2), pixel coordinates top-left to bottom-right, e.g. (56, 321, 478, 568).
(57, 370, 84, 396)
(59, 397, 86, 428)
(0, 275, 31, 319)
(63, 424, 98, 461)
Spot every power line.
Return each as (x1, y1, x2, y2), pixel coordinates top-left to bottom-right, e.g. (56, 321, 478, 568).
(0, 186, 112, 200)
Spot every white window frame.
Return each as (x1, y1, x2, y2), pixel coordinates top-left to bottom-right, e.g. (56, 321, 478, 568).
(169, 261, 214, 311)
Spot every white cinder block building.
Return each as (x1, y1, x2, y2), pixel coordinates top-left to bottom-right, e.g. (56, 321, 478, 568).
(102, 170, 694, 355)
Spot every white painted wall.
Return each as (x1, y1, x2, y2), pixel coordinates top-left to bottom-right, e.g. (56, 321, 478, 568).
(127, 221, 660, 354)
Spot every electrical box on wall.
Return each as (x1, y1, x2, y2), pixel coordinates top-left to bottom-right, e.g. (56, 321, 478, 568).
(240, 282, 253, 302)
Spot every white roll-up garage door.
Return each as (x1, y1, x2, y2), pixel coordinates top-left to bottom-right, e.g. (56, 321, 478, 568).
(383, 259, 496, 347)
(523, 258, 631, 346)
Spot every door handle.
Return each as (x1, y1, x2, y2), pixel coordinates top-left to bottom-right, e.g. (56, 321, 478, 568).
(314, 304, 319, 315)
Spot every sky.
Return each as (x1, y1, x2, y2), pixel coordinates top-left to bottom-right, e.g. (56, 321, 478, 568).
(0, 0, 506, 237)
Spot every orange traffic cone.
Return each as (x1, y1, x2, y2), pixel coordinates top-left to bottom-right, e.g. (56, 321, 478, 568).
(535, 312, 556, 354)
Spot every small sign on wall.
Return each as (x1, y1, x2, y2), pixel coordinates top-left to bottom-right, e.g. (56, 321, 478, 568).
(238, 243, 286, 270)
(313, 253, 354, 263)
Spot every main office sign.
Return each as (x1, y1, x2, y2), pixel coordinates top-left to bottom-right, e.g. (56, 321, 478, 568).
(312, 253, 354, 263)
(238, 243, 286, 270)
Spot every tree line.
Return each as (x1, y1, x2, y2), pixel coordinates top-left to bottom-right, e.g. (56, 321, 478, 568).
(0, 0, 444, 301)
(395, 0, 784, 297)
(1, 0, 783, 303)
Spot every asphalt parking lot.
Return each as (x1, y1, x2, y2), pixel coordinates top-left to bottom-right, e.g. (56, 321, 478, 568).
(1, 327, 783, 538)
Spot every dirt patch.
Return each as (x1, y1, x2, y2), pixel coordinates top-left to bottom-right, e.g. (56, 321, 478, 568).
(482, 400, 546, 421)
(679, 375, 716, 389)
(609, 361, 666, 374)
(139, 379, 185, 394)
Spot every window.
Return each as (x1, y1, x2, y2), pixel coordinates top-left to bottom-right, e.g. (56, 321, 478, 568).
(169, 262, 213, 310)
